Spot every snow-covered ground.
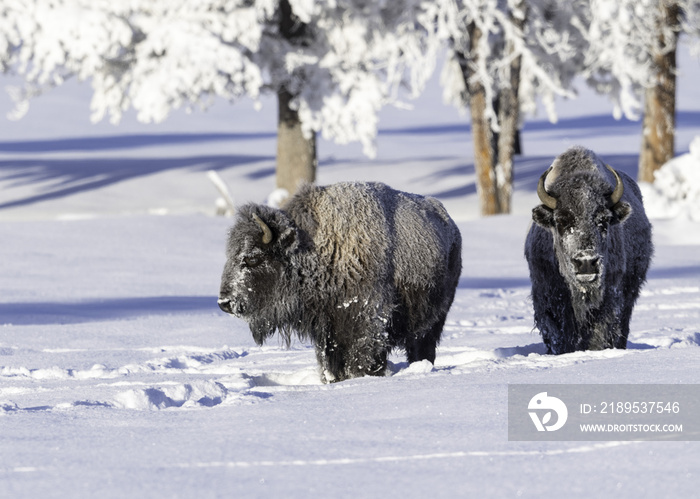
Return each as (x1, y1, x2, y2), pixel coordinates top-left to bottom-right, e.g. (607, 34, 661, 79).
(1, 44, 699, 498)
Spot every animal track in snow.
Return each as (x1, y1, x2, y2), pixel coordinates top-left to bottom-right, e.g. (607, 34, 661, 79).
(2, 316, 697, 413)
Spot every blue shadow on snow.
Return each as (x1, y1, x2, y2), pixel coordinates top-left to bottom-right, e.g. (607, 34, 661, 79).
(0, 132, 276, 154)
(0, 154, 274, 211)
(0, 295, 223, 325)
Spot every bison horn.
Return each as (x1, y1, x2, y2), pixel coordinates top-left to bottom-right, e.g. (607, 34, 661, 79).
(537, 167, 557, 210)
(606, 164, 624, 206)
(252, 213, 273, 244)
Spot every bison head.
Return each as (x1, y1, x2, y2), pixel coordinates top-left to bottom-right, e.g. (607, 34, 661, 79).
(532, 163, 632, 298)
(218, 205, 299, 344)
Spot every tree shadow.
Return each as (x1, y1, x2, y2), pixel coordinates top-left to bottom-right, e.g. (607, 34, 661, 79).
(0, 295, 222, 325)
(521, 110, 699, 135)
(378, 112, 648, 137)
(513, 153, 642, 193)
(648, 265, 700, 280)
(521, 114, 640, 134)
(4, 109, 695, 209)
(380, 123, 470, 136)
(0, 154, 274, 210)
(417, 153, 642, 201)
(379, 110, 694, 201)
(376, 111, 700, 138)
(0, 132, 276, 154)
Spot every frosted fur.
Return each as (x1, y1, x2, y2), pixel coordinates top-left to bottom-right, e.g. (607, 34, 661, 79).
(219, 182, 462, 383)
(525, 146, 653, 354)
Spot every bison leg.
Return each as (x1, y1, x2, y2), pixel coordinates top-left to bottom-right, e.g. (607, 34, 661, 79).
(316, 324, 388, 383)
(616, 267, 649, 349)
(527, 256, 580, 353)
(533, 300, 581, 355)
(401, 274, 457, 365)
(315, 331, 346, 383)
(616, 305, 632, 349)
(535, 310, 564, 355)
(616, 284, 636, 349)
(405, 317, 444, 364)
(345, 339, 388, 380)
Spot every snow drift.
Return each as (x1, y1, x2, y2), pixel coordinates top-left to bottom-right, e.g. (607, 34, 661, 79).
(641, 135, 700, 221)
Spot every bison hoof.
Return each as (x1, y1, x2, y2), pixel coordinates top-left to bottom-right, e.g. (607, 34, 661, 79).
(322, 370, 337, 384)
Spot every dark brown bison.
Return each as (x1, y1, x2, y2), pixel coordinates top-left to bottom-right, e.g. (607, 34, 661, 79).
(218, 182, 462, 382)
(525, 147, 653, 354)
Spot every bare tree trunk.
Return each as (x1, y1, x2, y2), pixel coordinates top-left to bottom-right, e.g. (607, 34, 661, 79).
(276, 88, 316, 196)
(639, 0, 680, 183)
(462, 22, 498, 216)
(275, 0, 317, 198)
(495, 2, 525, 214)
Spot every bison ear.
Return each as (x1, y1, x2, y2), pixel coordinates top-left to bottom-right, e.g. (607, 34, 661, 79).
(278, 226, 298, 252)
(532, 205, 555, 228)
(611, 201, 632, 224)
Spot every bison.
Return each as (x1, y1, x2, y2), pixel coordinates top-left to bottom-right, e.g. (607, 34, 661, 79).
(218, 182, 462, 383)
(524, 146, 653, 354)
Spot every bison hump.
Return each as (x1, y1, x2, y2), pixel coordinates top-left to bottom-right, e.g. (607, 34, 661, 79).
(309, 183, 391, 282)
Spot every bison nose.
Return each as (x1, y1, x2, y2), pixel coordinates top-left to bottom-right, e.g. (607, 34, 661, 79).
(218, 297, 233, 314)
(218, 296, 245, 315)
(572, 254, 600, 275)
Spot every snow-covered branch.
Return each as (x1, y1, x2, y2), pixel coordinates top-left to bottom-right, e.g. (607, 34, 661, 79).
(0, 0, 439, 157)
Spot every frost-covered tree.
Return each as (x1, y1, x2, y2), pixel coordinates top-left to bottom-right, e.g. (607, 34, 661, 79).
(0, 0, 438, 197)
(0, 1, 266, 125)
(638, 0, 700, 182)
(582, 0, 657, 121)
(435, 0, 585, 215)
(261, 0, 439, 195)
(581, 0, 700, 182)
(434, 0, 698, 214)
(639, 0, 681, 183)
(0, 4, 16, 74)
(582, 0, 673, 182)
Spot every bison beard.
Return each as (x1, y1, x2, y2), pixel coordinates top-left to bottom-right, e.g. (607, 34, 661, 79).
(218, 182, 462, 383)
(525, 146, 653, 354)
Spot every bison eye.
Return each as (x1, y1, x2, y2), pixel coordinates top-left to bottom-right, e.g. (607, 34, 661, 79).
(554, 210, 575, 234)
(595, 211, 612, 231)
(243, 255, 263, 268)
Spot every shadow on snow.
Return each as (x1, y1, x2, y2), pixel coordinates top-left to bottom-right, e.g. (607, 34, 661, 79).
(647, 265, 700, 280)
(426, 153, 643, 200)
(379, 111, 699, 138)
(388, 111, 700, 201)
(0, 154, 274, 210)
(1, 110, 697, 209)
(458, 276, 531, 289)
(0, 132, 276, 154)
(0, 295, 223, 325)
